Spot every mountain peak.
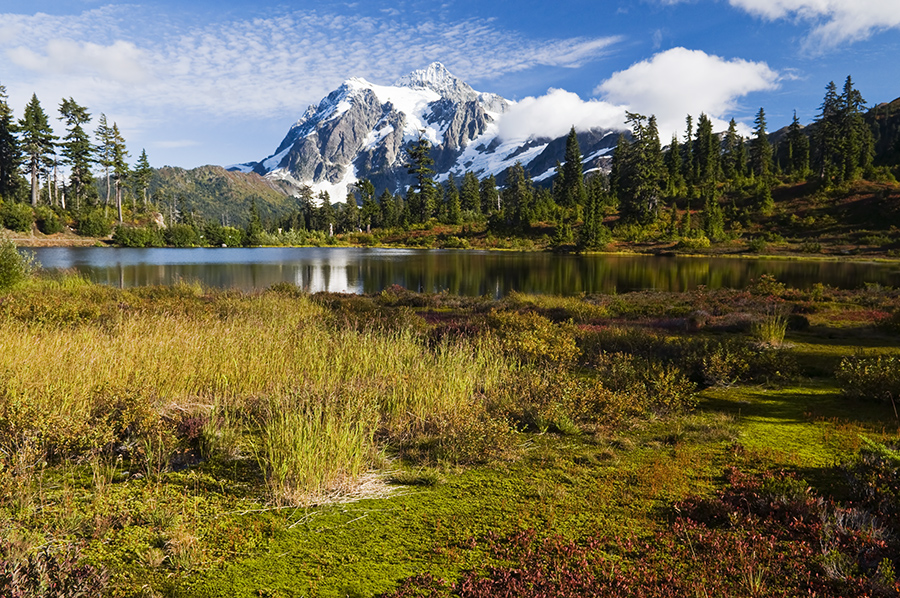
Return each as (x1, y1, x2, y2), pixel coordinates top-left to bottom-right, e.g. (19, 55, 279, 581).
(394, 62, 477, 102)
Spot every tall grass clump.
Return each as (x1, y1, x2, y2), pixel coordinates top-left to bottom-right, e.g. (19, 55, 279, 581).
(0, 283, 512, 505)
(0, 240, 36, 290)
(752, 310, 788, 347)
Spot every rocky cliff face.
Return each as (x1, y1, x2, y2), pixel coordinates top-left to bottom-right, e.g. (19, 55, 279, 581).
(232, 62, 619, 201)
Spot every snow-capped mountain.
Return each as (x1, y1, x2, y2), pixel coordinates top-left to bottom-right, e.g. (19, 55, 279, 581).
(231, 62, 621, 201)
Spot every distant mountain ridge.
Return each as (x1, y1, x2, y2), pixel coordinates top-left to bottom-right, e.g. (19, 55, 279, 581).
(230, 62, 621, 201)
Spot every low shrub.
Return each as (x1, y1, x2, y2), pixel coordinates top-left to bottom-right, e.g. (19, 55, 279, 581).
(112, 224, 165, 247)
(164, 223, 200, 247)
(34, 206, 63, 234)
(836, 354, 900, 404)
(1, 202, 34, 232)
(0, 539, 110, 597)
(76, 209, 111, 237)
(489, 310, 580, 366)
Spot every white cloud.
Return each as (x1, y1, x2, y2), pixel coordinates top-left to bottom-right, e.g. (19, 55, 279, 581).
(7, 39, 148, 84)
(497, 89, 627, 142)
(594, 47, 779, 139)
(0, 7, 621, 126)
(728, 0, 900, 48)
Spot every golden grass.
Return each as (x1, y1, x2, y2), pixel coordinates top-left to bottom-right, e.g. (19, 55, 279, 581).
(0, 286, 509, 505)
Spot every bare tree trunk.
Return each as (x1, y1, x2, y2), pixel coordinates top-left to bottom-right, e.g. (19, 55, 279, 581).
(116, 179, 123, 222)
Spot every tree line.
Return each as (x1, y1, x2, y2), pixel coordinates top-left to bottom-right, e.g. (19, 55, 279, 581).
(0, 86, 153, 235)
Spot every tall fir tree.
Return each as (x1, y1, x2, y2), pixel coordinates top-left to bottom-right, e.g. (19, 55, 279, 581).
(497, 162, 534, 230)
(814, 81, 841, 183)
(784, 111, 810, 178)
(722, 119, 742, 182)
(614, 113, 664, 225)
(444, 174, 461, 225)
(95, 113, 115, 209)
(555, 126, 587, 208)
(459, 170, 481, 216)
(838, 75, 874, 182)
(58, 97, 94, 208)
(749, 107, 772, 180)
(131, 149, 153, 208)
(110, 123, 129, 222)
(480, 174, 499, 214)
(0, 85, 21, 200)
(693, 113, 719, 193)
(405, 134, 436, 223)
(356, 179, 379, 230)
(18, 94, 56, 207)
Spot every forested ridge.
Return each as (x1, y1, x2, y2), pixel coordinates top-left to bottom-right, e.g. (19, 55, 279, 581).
(1, 77, 899, 253)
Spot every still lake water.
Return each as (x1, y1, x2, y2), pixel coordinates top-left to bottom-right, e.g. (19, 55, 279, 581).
(29, 246, 900, 296)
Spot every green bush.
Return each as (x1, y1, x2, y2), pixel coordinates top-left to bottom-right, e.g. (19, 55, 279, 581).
(112, 225, 165, 247)
(34, 206, 63, 234)
(836, 354, 900, 403)
(165, 223, 200, 247)
(0, 239, 37, 290)
(77, 209, 111, 237)
(204, 223, 244, 247)
(1, 202, 34, 233)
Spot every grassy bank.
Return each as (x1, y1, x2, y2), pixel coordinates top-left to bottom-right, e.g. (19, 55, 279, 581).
(1, 271, 899, 596)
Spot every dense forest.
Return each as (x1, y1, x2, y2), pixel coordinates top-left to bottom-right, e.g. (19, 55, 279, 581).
(1, 76, 899, 252)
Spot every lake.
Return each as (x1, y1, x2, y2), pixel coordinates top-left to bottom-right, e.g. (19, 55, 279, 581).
(29, 246, 900, 296)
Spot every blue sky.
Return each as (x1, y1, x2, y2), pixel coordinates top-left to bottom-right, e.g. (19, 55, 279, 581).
(2, 0, 899, 170)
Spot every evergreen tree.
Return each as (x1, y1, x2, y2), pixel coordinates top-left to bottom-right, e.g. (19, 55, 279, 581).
(749, 108, 772, 180)
(18, 94, 56, 207)
(356, 179, 379, 230)
(722, 119, 742, 182)
(244, 198, 263, 245)
(444, 174, 461, 224)
(131, 149, 153, 208)
(496, 162, 534, 230)
(58, 97, 94, 208)
(577, 177, 610, 251)
(664, 133, 684, 196)
(95, 114, 115, 209)
(682, 115, 695, 185)
(0, 84, 20, 200)
(110, 123, 129, 222)
(317, 191, 335, 234)
(701, 194, 725, 241)
(405, 134, 436, 223)
(459, 171, 481, 216)
(814, 81, 841, 183)
(480, 174, 499, 214)
(379, 188, 397, 228)
(693, 113, 719, 193)
(342, 189, 359, 232)
(784, 111, 810, 178)
(555, 126, 587, 208)
(838, 75, 874, 181)
(614, 112, 664, 225)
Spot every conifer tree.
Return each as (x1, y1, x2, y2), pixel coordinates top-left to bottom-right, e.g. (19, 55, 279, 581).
(480, 174, 499, 214)
(555, 126, 587, 208)
(784, 111, 810, 178)
(693, 113, 719, 193)
(749, 108, 772, 180)
(110, 123, 129, 222)
(497, 162, 534, 230)
(444, 175, 461, 225)
(814, 81, 841, 183)
(577, 177, 610, 250)
(95, 114, 115, 209)
(317, 191, 335, 234)
(0, 85, 21, 200)
(614, 112, 664, 225)
(405, 134, 436, 223)
(722, 119, 742, 182)
(19, 94, 56, 206)
(459, 171, 481, 216)
(342, 189, 359, 232)
(664, 133, 683, 196)
(378, 188, 397, 228)
(838, 75, 874, 181)
(131, 149, 153, 208)
(356, 179, 379, 230)
(58, 97, 94, 208)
